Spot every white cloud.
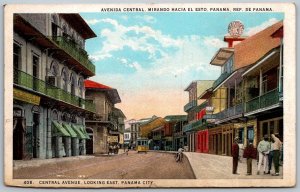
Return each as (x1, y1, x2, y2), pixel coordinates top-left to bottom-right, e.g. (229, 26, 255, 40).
(245, 18, 279, 36)
(85, 19, 101, 25)
(203, 36, 227, 48)
(90, 18, 184, 62)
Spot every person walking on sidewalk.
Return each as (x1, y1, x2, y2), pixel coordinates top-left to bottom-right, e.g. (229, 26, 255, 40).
(232, 136, 240, 174)
(257, 134, 271, 175)
(267, 140, 275, 174)
(271, 133, 282, 176)
(243, 141, 257, 175)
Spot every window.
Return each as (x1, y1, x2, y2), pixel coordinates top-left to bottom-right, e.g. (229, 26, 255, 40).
(262, 75, 268, 94)
(78, 77, 84, 97)
(247, 126, 254, 144)
(238, 128, 244, 144)
(13, 43, 21, 70)
(51, 15, 59, 37)
(32, 55, 39, 78)
(61, 68, 68, 91)
(50, 61, 59, 76)
(70, 73, 76, 95)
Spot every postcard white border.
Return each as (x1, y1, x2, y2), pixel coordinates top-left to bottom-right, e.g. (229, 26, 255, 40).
(4, 3, 296, 188)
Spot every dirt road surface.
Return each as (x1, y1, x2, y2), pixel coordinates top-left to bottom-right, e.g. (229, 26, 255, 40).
(13, 151, 195, 179)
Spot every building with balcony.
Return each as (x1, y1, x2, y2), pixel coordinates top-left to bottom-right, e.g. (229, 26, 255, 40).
(240, 22, 283, 143)
(13, 14, 96, 160)
(126, 118, 151, 148)
(183, 80, 214, 152)
(84, 80, 125, 154)
(198, 21, 284, 157)
(140, 116, 166, 150)
(123, 128, 131, 146)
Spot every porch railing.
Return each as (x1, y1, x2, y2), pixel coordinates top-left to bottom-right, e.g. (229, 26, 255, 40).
(215, 103, 243, 120)
(212, 71, 231, 89)
(245, 88, 280, 113)
(184, 100, 197, 112)
(14, 69, 96, 113)
(49, 36, 95, 75)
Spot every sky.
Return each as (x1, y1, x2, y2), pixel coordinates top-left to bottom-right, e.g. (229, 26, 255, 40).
(80, 12, 284, 121)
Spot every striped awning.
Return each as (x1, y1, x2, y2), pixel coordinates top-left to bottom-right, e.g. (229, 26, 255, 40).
(52, 121, 70, 137)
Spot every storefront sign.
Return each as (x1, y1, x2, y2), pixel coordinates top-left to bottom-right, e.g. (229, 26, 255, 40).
(13, 88, 40, 105)
(107, 136, 118, 143)
(205, 106, 214, 112)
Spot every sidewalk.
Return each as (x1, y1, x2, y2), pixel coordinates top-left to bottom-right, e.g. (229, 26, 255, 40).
(184, 152, 283, 179)
(13, 155, 95, 170)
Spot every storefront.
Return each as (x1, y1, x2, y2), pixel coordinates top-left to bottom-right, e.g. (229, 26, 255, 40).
(196, 129, 209, 153)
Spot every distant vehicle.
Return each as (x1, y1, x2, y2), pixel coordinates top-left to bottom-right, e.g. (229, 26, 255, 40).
(136, 138, 149, 153)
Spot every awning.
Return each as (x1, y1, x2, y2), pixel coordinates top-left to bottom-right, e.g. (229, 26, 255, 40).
(71, 124, 86, 139)
(79, 125, 90, 139)
(62, 123, 77, 138)
(52, 121, 70, 137)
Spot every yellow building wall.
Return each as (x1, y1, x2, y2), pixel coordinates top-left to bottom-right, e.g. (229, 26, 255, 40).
(211, 86, 227, 114)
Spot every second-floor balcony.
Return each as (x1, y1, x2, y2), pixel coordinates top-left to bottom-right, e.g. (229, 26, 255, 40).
(14, 69, 96, 113)
(245, 88, 281, 115)
(212, 72, 231, 90)
(215, 103, 243, 123)
(183, 119, 206, 132)
(50, 36, 95, 75)
(184, 100, 197, 112)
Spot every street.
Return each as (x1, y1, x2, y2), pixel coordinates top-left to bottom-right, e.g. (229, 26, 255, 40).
(13, 151, 195, 179)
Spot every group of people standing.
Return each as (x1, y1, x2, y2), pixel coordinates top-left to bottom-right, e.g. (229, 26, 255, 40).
(232, 133, 282, 176)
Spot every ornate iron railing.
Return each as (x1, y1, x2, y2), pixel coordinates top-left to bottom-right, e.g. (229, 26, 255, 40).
(215, 103, 244, 120)
(245, 88, 279, 113)
(212, 71, 231, 89)
(14, 69, 96, 113)
(184, 100, 197, 112)
(50, 36, 95, 74)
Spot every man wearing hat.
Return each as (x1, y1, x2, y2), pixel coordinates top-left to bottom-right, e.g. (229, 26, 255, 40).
(232, 136, 240, 174)
(257, 134, 271, 175)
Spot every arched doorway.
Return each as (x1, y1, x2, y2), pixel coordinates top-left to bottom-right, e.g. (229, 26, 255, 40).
(13, 107, 25, 160)
(86, 127, 93, 154)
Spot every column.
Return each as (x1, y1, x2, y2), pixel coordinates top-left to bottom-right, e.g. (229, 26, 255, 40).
(65, 137, 71, 157)
(46, 108, 52, 159)
(56, 136, 62, 158)
(259, 69, 263, 96)
(82, 139, 86, 155)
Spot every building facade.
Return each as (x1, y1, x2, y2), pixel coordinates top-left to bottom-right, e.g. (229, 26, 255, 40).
(183, 80, 214, 152)
(13, 13, 96, 160)
(197, 21, 284, 157)
(84, 80, 125, 154)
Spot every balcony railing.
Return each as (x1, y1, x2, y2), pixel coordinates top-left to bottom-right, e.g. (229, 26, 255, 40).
(14, 69, 96, 113)
(215, 103, 243, 121)
(212, 72, 231, 89)
(50, 36, 95, 75)
(184, 100, 197, 112)
(183, 119, 206, 132)
(245, 88, 280, 113)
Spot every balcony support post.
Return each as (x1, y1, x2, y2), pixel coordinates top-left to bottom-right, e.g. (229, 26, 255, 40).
(259, 69, 263, 96)
(234, 79, 237, 115)
(279, 38, 283, 93)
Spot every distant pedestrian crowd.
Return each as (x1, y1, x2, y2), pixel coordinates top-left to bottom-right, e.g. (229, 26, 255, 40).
(232, 133, 283, 176)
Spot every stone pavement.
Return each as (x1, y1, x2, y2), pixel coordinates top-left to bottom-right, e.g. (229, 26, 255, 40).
(13, 150, 126, 170)
(184, 152, 283, 179)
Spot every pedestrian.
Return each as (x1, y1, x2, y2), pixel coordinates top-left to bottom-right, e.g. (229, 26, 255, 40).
(257, 134, 271, 175)
(267, 140, 274, 174)
(243, 140, 257, 175)
(271, 133, 282, 176)
(232, 136, 240, 174)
